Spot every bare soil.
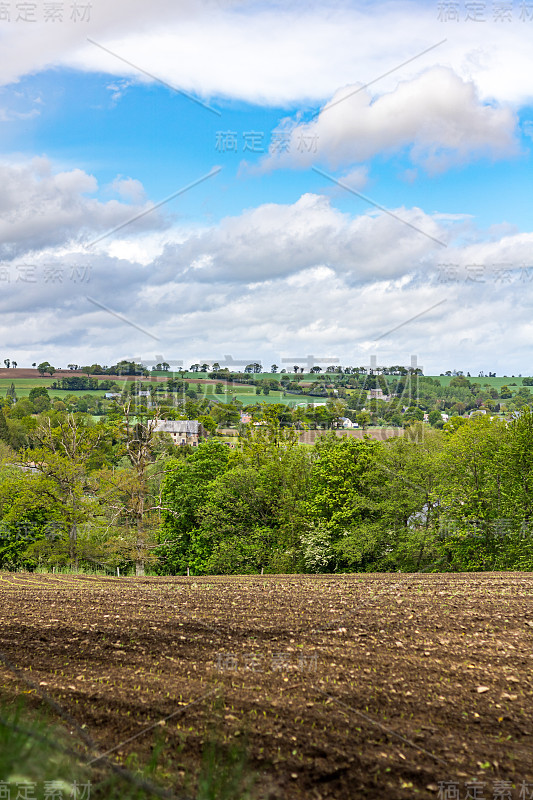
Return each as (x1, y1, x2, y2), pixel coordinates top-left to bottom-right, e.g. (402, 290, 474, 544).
(0, 572, 532, 798)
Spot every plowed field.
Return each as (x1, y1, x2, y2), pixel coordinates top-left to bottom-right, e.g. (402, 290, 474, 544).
(1, 572, 532, 799)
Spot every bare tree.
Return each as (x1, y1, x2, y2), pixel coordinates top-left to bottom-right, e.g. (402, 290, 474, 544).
(28, 415, 103, 567)
(121, 401, 161, 576)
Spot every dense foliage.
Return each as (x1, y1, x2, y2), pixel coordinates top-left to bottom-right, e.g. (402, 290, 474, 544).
(1, 381, 533, 574)
(156, 412, 533, 574)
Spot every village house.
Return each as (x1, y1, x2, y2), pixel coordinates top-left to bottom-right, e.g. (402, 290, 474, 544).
(153, 420, 208, 447)
(369, 388, 389, 401)
(339, 416, 359, 429)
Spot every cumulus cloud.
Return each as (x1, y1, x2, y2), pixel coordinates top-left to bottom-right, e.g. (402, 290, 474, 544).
(261, 68, 518, 173)
(110, 177, 147, 203)
(1, 185, 533, 374)
(2, 266, 530, 376)
(0, 158, 169, 259)
(152, 192, 443, 285)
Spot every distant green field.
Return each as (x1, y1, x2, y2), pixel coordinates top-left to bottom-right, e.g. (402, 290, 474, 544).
(238, 394, 326, 408)
(0, 378, 56, 391)
(0, 378, 108, 400)
(426, 375, 530, 388)
(158, 371, 533, 388)
(2, 371, 530, 405)
(0, 377, 327, 409)
(152, 370, 305, 382)
(196, 387, 325, 407)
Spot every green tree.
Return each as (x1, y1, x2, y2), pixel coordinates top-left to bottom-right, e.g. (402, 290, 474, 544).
(326, 399, 348, 428)
(193, 439, 311, 574)
(23, 415, 106, 567)
(355, 411, 370, 430)
(29, 387, 50, 402)
(306, 436, 386, 570)
(0, 463, 68, 569)
(443, 415, 468, 434)
(10, 398, 34, 419)
(434, 416, 508, 570)
(113, 402, 164, 575)
(0, 409, 9, 444)
(499, 407, 533, 528)
(37, 362, 55, 377)
(428, 410, 442, 426)
(374, 428, 445, 570)
(29, 388, 51, 412)
(158, 439, 232, 573)
(404, 406, 424, 423)
(198, 414, 217, 435)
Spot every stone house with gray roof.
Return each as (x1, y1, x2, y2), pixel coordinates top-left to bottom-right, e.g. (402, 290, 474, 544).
(153, 420, 207, 447)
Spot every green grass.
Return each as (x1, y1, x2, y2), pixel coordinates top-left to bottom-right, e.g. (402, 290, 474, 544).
(0, 699, 91, 793)
(427, 375, 530, 388)
(0, 378, 60, 394)
(2, 372, 530, 404)
(198, 389, 326, 407)
(0, 378, 108, 401)
(0, 697, 255, 800)
(0, 375, 326, 408)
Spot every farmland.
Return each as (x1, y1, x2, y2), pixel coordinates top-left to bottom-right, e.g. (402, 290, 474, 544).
(1, 572, 532, 799)
(1, 369, 531, 412)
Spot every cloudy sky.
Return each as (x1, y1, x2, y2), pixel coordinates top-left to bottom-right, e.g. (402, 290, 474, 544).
(1, 0, 533, 374)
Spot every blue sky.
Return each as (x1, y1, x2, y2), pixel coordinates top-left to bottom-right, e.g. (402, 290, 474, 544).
(1, 0, 533, 373)
(5, 66, 533, 231)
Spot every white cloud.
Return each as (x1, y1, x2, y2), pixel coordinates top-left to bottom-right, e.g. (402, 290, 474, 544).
(2, 186, 533, 374)
(0, 107, 40, 122)
(0, 157, 169, 259)
(154, 192, 443, 284)
(261, 68, 518, 173)
(1, 1, 533, 109)
(1, 3, 532, 375)
(110, 177, 147, 203)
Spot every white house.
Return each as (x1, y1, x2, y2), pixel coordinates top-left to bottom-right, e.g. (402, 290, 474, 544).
(339, 416, 358, 429)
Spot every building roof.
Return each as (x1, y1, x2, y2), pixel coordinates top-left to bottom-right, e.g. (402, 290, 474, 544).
(154, 420, 204, 434)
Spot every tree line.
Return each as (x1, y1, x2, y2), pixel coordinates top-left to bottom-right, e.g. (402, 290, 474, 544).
(1, 402, 532, 574)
